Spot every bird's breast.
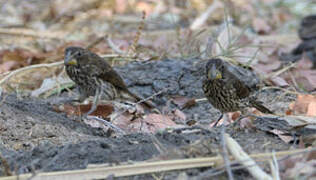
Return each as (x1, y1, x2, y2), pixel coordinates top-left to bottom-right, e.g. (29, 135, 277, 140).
(203, 79, 242, 112)
(65, 65, 118, 100)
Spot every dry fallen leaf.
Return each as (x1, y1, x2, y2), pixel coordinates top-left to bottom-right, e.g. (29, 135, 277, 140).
(171, 96, 196, 109)
(83, 118, 108, 129)
(297, 69, 316, 91)
(269, 129, 293, 143)
(1, 48, 48, 67)
(269, 76, 289, 87)
(0, 61, 19, 73)
(111, 111, 134, 130)
(127, 114, 178, 133)
(307, 101, 316, 117)
(289, 94, 316, 116)
(239, 117, 255, 129)
(173, 109, 187, 122)
(135, 1, 154, 15)
(231, 111, 241, 121)
(31, 76, 72, 97)
(55, 103, 114, 118)
(111, 108, 182, 134)
(166, 108, 187, 124)
(253, 59, 280, 74)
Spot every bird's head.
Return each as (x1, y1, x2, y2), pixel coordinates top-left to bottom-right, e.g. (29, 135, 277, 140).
(64, 46, 86, 66)
(205, 58, 224, 80)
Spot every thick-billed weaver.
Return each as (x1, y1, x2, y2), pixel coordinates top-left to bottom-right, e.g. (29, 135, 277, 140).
(64, 46, 153, 115)
(202, 58, 272, 126)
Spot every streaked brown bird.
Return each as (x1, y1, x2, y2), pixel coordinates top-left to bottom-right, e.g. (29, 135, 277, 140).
(64, 46, 153, 115)
(202, 58, 272, 126)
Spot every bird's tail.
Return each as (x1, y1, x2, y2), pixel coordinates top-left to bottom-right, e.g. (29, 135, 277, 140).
(250, 99, 273, 114)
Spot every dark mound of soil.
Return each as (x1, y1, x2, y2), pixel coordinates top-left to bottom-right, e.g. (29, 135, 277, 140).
(0, 58, 293, 178)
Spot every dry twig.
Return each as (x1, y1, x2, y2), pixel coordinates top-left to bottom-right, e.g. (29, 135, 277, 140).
(86, 35, 108, 50)
(0, 61, 63, 86)
(264, 62, 297, 80)
(106, 36, 126, 55)
(224, 133, 273, 180)
(220, 126, 234, 180)
(0, 27, 66, 40)
(270, 151, 280, 180)
(87, 116, 126, 135)
(1, 148, 314, 180)
(128, 11, 146, 56)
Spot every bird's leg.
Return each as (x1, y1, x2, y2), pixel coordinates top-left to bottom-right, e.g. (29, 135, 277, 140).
(84, 88, 101, 116)
(213, 113, 224, 127)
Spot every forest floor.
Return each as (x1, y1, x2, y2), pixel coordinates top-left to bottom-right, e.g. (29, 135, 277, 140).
(0, 0, 315, 179)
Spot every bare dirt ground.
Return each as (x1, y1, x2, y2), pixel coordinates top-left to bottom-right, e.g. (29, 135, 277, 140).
(0, 58, 295, 179)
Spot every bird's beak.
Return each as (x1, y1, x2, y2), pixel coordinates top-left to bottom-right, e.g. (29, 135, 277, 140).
(64, 51, 77, 65)
(208, 64, 222, 80)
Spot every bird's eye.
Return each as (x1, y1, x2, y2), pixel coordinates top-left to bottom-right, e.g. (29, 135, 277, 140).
(77, 51, 82, 56)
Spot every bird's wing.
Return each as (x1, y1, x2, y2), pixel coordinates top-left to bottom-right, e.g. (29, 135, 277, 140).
(232, 77, 251, 99)
(89, 54, 128, 90)
(226, 61, 260, 87)
(223, 62, 254, 99)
